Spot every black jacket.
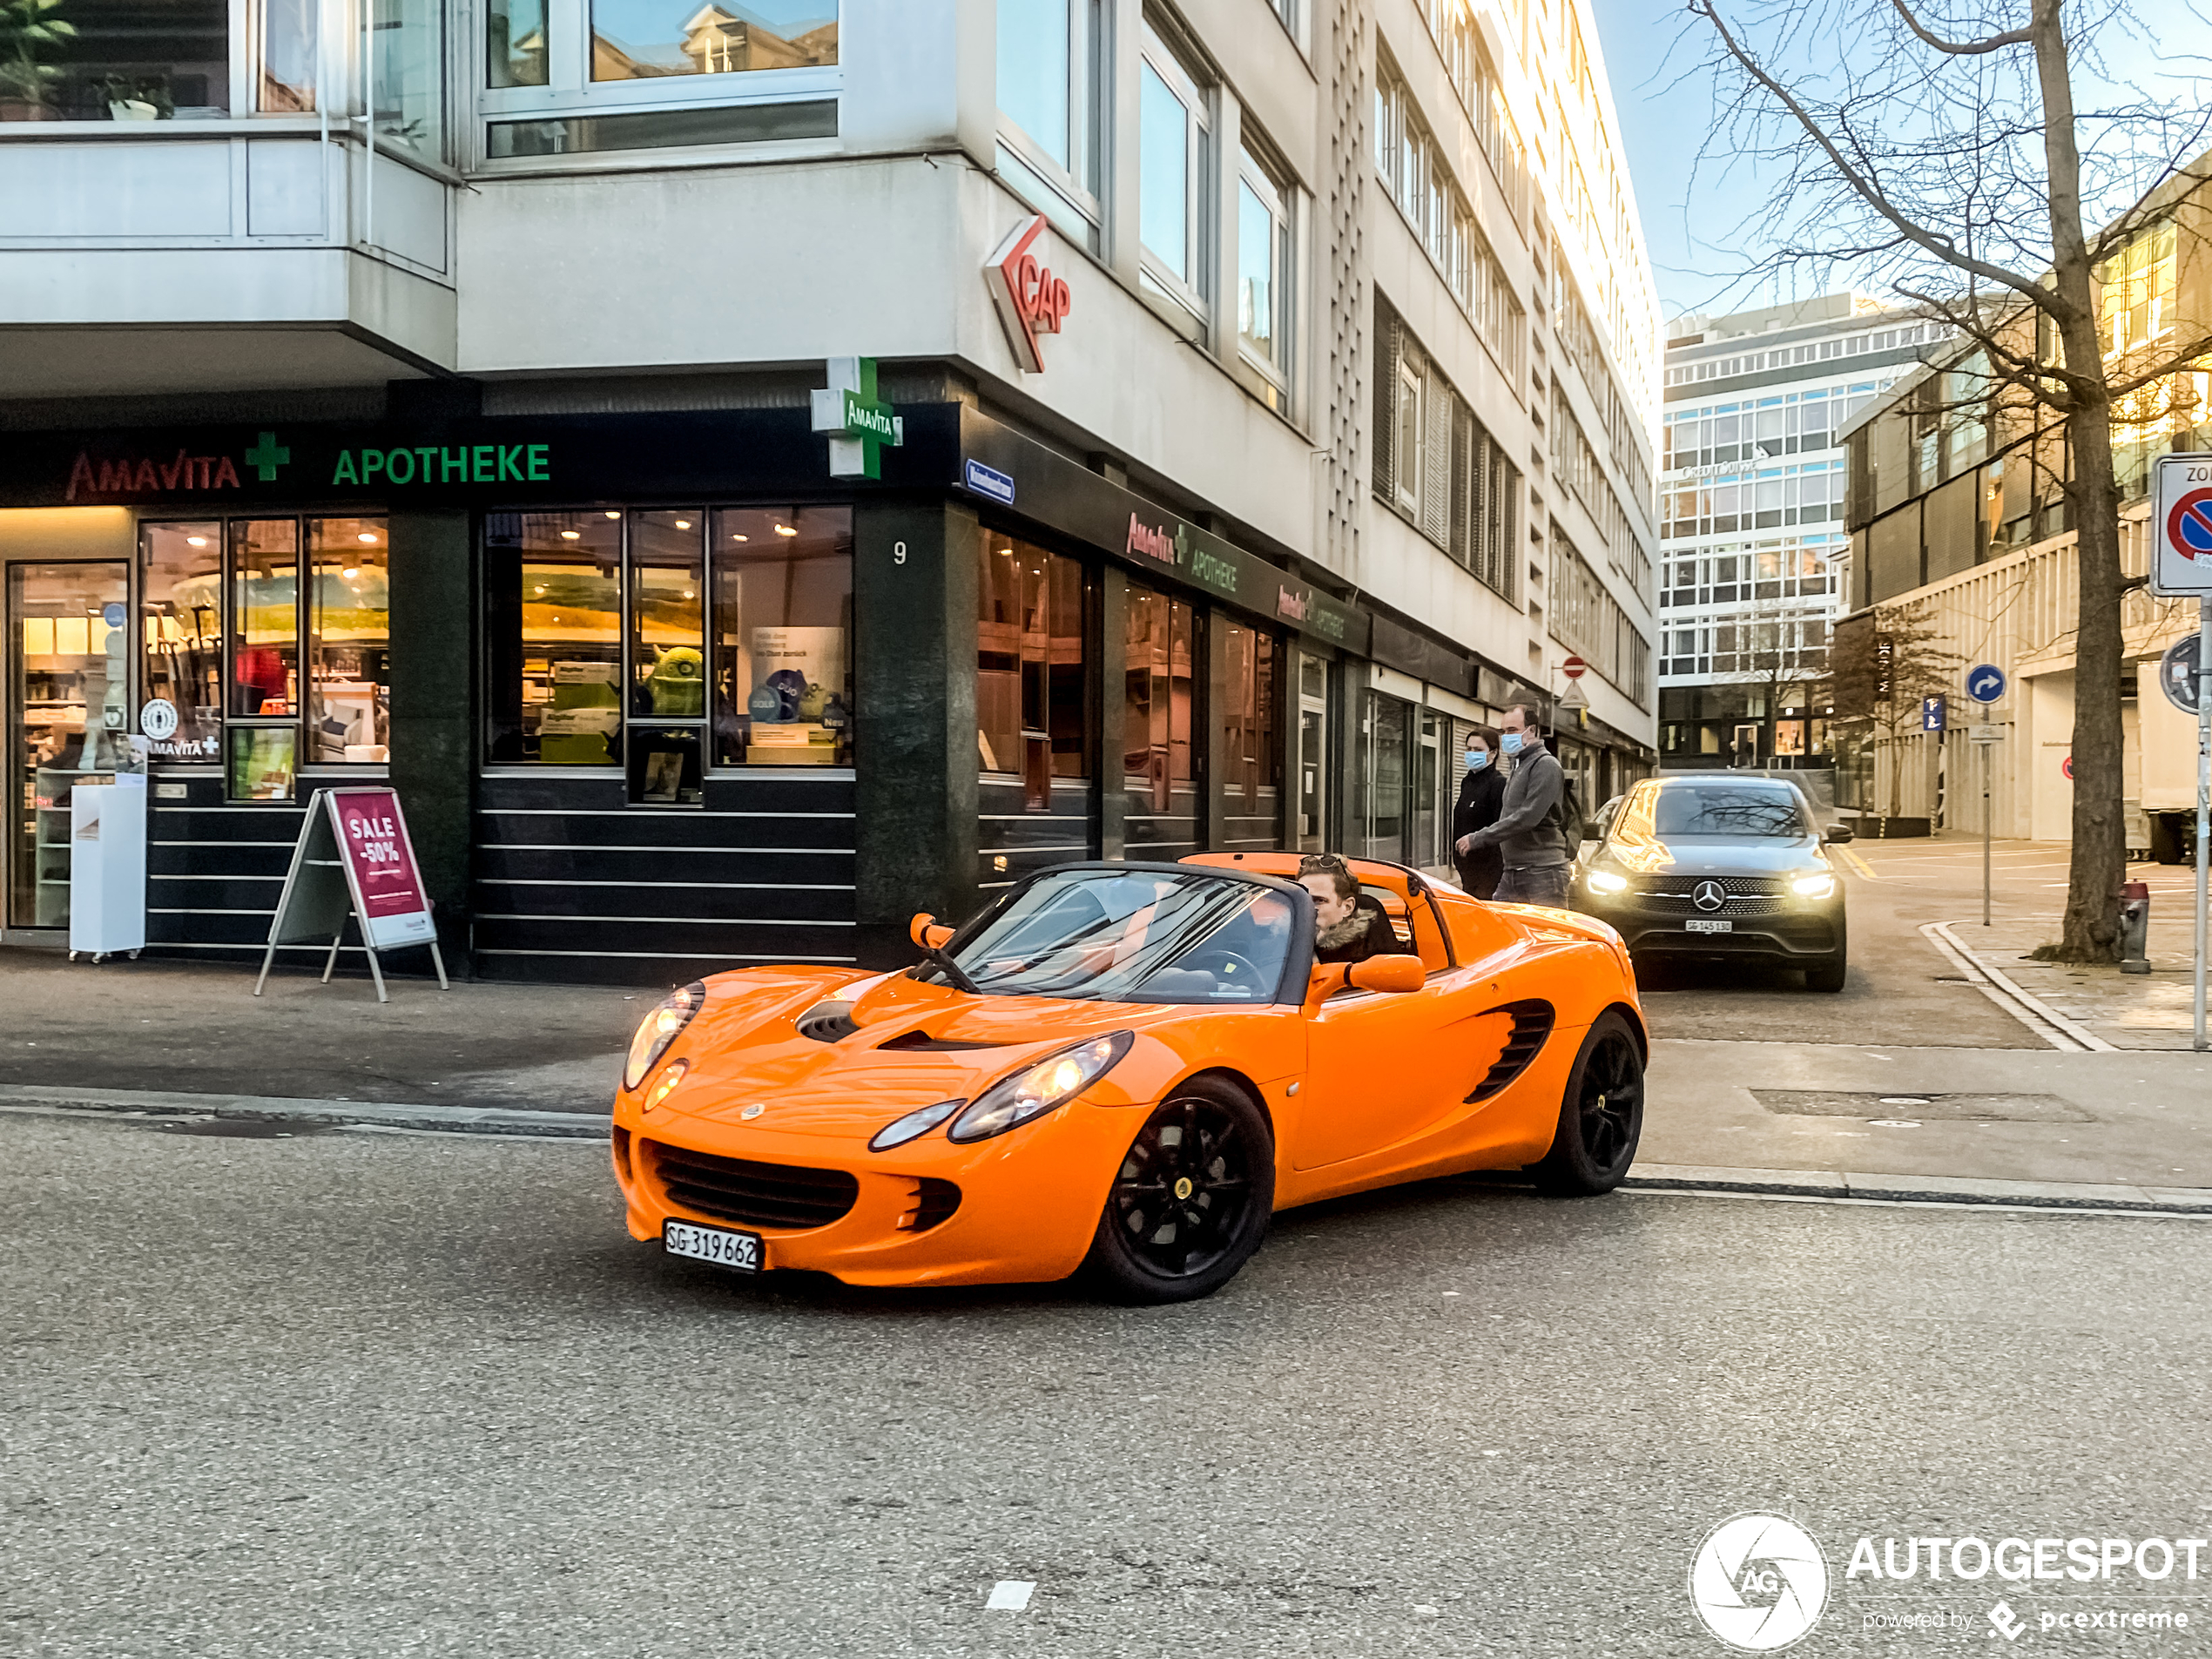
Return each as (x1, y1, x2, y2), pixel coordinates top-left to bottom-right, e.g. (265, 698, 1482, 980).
(1314, 899, 1393, 965)
(1451, 763, 1507, 899)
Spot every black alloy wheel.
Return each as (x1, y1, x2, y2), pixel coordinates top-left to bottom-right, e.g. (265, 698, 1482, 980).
(1531, 1010, 1645, 1196)
(1082, 1077, 1275, 1304)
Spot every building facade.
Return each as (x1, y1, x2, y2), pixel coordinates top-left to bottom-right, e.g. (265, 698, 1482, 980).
(1836, 158, 2210, 851)
(1655, 293, 1936, 772)
(0, 0, 1658, 983)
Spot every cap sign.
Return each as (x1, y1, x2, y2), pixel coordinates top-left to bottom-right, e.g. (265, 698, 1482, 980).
(988, 215, 1073, 374)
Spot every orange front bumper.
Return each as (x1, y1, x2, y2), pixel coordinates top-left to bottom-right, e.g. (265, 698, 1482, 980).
(611, 1091, 1152, 1288)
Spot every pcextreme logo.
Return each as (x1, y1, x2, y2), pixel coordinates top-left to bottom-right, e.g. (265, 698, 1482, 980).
(1689, 1514, 1830, 1651)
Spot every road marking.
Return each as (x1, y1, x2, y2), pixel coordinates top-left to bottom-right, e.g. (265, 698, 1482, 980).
(1924, 921, 2117, 1052)
(987, 1581, 1036, 1611)
(1838, 846, 1878, 880)
(1620, 1188, 2210, 1222)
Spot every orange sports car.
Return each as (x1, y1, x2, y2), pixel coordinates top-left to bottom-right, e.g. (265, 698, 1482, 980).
(609, 853, 1647, 1303)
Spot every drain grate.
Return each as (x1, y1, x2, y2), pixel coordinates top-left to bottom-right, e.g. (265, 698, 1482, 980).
(1753, 1089, 2091, 1123)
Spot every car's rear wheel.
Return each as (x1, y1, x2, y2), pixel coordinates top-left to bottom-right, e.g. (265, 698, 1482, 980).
(1082, 1078, 1274, 1305)
(1531, 1011, 1644, 1196)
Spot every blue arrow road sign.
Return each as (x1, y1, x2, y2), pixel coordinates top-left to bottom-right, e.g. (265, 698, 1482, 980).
(1921, 696, 1946, 732)
(1966, 664, 2007, 704)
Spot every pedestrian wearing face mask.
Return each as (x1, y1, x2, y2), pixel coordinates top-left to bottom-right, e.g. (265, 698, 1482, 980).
(1449, 725, 1506, 899)
(1453, 704, 1571, 908)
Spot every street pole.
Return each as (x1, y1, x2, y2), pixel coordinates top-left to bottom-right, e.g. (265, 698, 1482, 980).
(1991, 703, 2008, 928)
(2195, 594, 2209, 1051)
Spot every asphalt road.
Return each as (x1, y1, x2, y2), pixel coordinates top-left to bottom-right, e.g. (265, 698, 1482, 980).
(7, 1111, 2209, 1657)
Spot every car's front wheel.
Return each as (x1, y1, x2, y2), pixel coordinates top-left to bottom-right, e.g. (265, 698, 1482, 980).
(1531, 1011, 1645, 1196)
(1082, 1078, 1274, 1305)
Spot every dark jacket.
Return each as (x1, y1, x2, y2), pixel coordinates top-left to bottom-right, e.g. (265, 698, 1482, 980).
(1451, 763, 1507, 899)
(1460, 745, 1569, 871)
(1314, 899, 1393, 965)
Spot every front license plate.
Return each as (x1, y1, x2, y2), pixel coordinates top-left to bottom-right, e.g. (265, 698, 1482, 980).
(1685, 918, 1734, 934)
(663, 1219, 762, 1272)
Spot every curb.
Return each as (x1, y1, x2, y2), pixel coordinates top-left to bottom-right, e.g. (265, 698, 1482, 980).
(0, 1083, 610, 1140)
(1622, 1162, 2212, 1217)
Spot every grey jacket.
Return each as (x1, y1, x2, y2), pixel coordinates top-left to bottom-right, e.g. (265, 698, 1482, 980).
(1461, 745, 1568, 869)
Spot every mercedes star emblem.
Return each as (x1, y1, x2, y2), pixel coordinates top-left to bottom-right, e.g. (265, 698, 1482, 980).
(1692, 880, 1728, 912)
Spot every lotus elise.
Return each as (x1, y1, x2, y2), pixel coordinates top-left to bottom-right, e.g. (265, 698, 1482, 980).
(610, 853, 1646, 1303)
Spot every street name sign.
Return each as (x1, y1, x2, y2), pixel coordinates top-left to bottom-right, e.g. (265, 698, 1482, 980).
(254, 786, 448, 1002)
(2154, 455, 2212, 596)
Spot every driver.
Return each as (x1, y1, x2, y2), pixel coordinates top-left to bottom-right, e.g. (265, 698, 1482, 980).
(1298, 855, 1392, 965)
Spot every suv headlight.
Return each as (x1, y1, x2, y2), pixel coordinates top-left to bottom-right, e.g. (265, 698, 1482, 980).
(1793, 873, 1837, 900)
(948, 1032, 1136, 1143)
(1586, 870, 1629, 894)
(624, 981, 705, 1091)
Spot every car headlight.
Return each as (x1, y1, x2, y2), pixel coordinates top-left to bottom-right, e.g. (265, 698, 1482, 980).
(948, 1031, 1136, 1143)
(624, 981, 705, 1092)
(1793, 873, 1837, 900)
(869, 1099, 964, 1151)
(642, 1059, 688, 1113)
(1586, 870, 1629, 894)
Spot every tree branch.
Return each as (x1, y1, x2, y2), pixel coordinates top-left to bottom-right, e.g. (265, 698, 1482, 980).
(1888, 0, 2032, 56)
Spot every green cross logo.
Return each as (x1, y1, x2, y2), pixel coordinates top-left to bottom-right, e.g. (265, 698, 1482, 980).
(244, 431, 290, 482)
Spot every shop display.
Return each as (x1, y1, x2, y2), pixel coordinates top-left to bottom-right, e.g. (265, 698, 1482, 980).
(539, 660, 622, 765)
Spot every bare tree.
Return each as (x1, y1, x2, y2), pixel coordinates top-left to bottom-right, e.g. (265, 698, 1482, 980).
(1831, 597, 1960, 819)
(1682, 0, 2212, 956)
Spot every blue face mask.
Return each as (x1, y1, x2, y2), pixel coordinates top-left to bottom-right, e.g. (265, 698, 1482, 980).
(1465, 748, 1491, 771)
(1501, 731, 1526, 758)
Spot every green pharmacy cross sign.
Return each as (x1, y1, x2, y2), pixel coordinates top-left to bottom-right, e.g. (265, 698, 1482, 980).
(810, 357, 904, 480)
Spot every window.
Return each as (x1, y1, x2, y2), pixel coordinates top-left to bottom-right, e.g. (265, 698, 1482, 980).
(996, 0, 1102, 247)
(1138, 27, 1210, 335)
(486, 505, 847, 792)
(1395, 357, 1424, 513)
(485, 0, 833, 156)
(261, 0, 318, 110)
(1238, 149, 1292, 405)
(1217, 619, 1282, 852)
(1124, 585, 1196, 834)
(4, 0, 228, 119)
(977, 536, 1089, 808)
(374, 0, 445, 155)
(1376, 294, 1521, 600)
(139, 516, 392, 792)
(1358, 691, 1407, 862)
(1374, 55, 1515, 369)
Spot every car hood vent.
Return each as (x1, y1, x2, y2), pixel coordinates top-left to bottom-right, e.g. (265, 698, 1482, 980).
(874, 1028, 1010, 1053)
(796, 1000, 860, 1043)
(1467, 1000, 1555, 1102)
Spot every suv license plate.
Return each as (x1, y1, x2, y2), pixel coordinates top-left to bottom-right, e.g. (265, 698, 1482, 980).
(1685, 918, 1733, 934)
(664, 1219, 762, 1272)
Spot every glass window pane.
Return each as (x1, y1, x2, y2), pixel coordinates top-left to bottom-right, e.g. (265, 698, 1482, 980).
(591, 0, 836, 81)
(305, 518, 388, 762)
(978, 536, 1088, 795)
(1122, 585, 1195, 849)
(226, 725, 296, 801)
(20, 0, 229, 119)
(998, 0, 1069, 168)
(488, 0, 549, 85)
(712, 507, 853, 768)
(10, 562, 131, 928)
(373, 0, 444, 157)
(229, 520, 298, 718)
(494, 510, 623, 766)
(140, 522, 223, 759)
(629, 510, 705, 718)
(1238, 178, 1275, 365)
(1139, 61, 1188, 280)
(1218, 620, 1281, 851)
(260, 0, 317, 109)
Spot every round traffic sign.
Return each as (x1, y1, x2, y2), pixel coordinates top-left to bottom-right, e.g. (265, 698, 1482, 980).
(2166, 488, 2212, 561)
(1966, 663, 2006, 704)
(2060, 755, 2074, 780)
(2161, 636, 2204, 715)
(1561, 655, 1588, 679)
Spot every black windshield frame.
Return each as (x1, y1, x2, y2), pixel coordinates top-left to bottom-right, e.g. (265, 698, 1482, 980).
(921, 862, 1317, 1005)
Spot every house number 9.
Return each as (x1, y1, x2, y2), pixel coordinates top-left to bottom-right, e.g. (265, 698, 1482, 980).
(894, 541, 907, 564)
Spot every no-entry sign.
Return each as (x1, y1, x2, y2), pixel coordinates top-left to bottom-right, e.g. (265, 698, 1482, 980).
(2154, 456, 2212, 595)
(1561, 655, 1588, 679)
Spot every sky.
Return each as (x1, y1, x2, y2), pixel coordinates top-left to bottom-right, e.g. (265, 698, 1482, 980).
(1587, 0, 2205, 324)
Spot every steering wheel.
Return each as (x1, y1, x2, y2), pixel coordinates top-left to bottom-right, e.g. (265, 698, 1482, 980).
(1185, 948, 1265, 988)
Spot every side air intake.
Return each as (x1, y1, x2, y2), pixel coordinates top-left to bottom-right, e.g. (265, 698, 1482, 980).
(1467, 1001, 1555, 1101)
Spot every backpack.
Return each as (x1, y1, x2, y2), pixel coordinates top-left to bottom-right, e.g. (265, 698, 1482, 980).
(1551, 767, 1585, 860)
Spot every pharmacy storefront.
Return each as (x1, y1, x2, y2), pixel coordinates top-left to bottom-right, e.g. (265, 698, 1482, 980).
(0, 399, 1376, 982)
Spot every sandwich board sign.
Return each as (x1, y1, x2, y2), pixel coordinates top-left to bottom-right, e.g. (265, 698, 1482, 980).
(254, 786, 448, 1002)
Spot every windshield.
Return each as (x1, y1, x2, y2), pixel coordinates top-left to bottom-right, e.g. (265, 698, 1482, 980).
(1650, 786, 1809, 839)
(935, 869, 1299, 1003)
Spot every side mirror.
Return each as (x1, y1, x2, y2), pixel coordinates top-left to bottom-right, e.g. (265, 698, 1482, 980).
(1347, 954, 1426, 995)
(909, 912, 954, 950)
(1823, 824, 1855, 845)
